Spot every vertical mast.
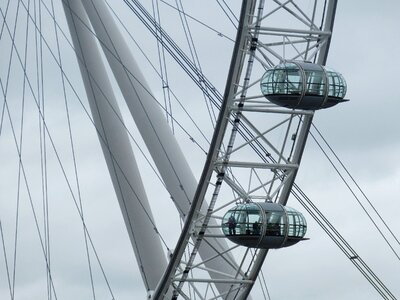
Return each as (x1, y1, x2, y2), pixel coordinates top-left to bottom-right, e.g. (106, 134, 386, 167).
(62, 1, 170, 296)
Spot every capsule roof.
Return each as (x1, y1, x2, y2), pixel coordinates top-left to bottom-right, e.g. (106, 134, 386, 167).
(260, 61, 348, 110)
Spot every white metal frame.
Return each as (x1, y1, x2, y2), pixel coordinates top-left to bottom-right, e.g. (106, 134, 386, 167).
(154, 0, 338, 299)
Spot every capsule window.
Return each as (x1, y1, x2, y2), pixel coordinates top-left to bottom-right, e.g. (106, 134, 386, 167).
(265, 212, 284, 236)
(222, 204, 262, 236)
(286, 208, 307, 237)
(260, 63, 302, 95)
(326, 70, 347, 98)
(304, 70, 326, 96)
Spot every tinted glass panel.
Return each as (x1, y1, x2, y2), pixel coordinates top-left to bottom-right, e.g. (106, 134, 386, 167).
(261, 63, 302, 95)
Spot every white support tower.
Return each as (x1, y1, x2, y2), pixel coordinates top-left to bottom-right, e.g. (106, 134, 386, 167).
(79, 0, 241, 297)
(65, 0, 240, 297)
(62, 0, 170, 295)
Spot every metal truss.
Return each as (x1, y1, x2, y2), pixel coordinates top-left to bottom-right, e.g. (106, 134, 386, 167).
(153, 0, 338, 299)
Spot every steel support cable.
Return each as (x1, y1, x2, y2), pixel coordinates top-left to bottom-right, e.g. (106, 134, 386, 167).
(123, 0, 224, 107)
(10, 0, 203, 175)
(138, 1, 216, 135)
(0, 76, 59, 299)
(308, 127, 400, 261)
(48, 0, 96, 298)
(8, 6, 174, 295)
(40, 0, 210, 155)
(66, 1, 154, 289)
(24, 0, 181, 253)
(2, 0, 20, 121)
(32, 0, 41, 182)
(0, 95, 5, 139)
(18, 0, 180, 228)
(11, 0, 31, 297)
(0, 6, 155, 297)
(121, 0, 294, 164)
(108, 0, 211, 149)
(174, 0, 219, 127)
(0, 2, 21, 298)
(291, 189, 391, 300)
(24, 0, 189, 222)
(2, 3, 29, 294)
(106, 1, 212, 149)
(68, 0, 187, 287)
(84, 0, 195, 215)
(152, 0, 174, 131)
(122, 0, 284, 169)
(0, 220, 13, 299)
(0, 37, 117, 300)
(215, 0, 238, 29)
(35, 1, 52, 298)
(159, 0, 235, 42)
(5, 12, 50, 298)
(220, 0, 239, 23)
(29, 2, 52, 294)
(0, 0, 11, 39)
(292, 186, 397, 299)
(81, 20, 238, 288)
(257, 262, 271, 300)
(311, 123, 400, 250)
(175, 0, 217, 128)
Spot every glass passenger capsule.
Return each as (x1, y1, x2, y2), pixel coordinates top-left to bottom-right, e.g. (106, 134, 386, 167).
(260, 61, 348, 110)
(222, 202, 307, 249)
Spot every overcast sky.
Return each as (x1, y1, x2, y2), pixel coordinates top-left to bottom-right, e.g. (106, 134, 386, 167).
(0, 0, 399, 300)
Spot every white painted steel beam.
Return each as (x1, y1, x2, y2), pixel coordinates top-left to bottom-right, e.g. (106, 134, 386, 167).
(62, 0, 169, 295)
(215, 160, 298, 170)
(254, 26, 331, 36)
(233, 106, 314, 115)
(79, 0, 238, 296)
(173, 279, 254, 284)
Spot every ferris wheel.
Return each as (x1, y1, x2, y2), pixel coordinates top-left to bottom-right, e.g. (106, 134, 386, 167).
(0, 0, 399, 299)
